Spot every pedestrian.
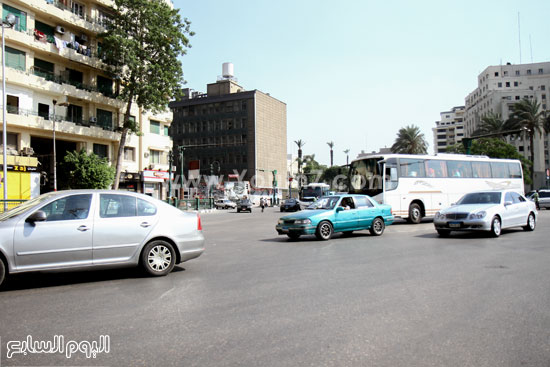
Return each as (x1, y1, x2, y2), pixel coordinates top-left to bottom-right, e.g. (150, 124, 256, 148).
(260, 197, 265, 212)
(534, 190, 540, 210)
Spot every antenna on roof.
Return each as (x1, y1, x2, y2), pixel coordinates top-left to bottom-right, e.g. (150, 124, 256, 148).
(529, 35, 533, 63)
(517, 12, 522, 63)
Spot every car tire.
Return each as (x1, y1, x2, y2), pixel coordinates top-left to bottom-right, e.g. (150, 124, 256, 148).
(0, 259, 5, 288)
(437, 229, 451, 237)
(369, 217, 385, 236)
(315, 221, 333, 240)
(141, 240, 176, 277)
(407, 203, 422, 224)
(523, 212, 536, 231)
(490, 216, 501, 237)
(287, 233, 301, 240)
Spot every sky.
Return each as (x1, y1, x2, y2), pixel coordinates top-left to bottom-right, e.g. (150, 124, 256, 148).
(171, 0, 550, 166)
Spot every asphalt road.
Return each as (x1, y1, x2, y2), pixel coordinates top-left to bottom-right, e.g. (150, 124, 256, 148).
(1, 208, 550, 367)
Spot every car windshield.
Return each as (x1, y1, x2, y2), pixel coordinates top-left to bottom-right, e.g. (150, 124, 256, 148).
(306, 197, 339, 210)
(285, 199, 296, 204)
(0, 192, 58, 221)
(457, 192, 502, 205)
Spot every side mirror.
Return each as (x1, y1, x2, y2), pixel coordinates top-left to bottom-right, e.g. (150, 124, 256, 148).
(26, 210, 47, 223)
(450, 203, 456, 206)
(504, 201, 513, 207)
(336, 206, 344, 212)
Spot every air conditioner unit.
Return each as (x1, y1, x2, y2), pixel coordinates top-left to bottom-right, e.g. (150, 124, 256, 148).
(79, 33, 88, 42)
(21, 147, 35, 156)
(89, 116, 97, 123)
(144, 152, 149, 158)
(55, 26, 65, 34)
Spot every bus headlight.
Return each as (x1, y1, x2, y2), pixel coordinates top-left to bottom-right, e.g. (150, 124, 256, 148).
(469, 211, 486, 220)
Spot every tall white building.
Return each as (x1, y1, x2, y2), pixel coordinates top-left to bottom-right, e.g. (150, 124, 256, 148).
(0, 0, 173, 200)
(432, 106, 465, 153)
(464, 61, 550, 188)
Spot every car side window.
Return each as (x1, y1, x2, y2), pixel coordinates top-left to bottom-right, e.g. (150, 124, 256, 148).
(355, 196, 373, 208)
(505, 192, 515, 204)
(510, 192, 524, 203)
(137, 199, 157, 216)
(40, 194, 92, 221)
(100, 194, 137, 218)
(341, 197, 356, 209)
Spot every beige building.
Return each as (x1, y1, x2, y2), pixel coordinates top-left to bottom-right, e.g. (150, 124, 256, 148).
(0, 0, 172, 199)
(432, 106, 465, 153)
(464, 61, 550, 188)
(169, 66, 287, 198)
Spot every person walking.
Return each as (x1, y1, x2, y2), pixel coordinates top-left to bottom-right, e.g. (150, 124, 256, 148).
(260, 197, 265, 212)
(534, 190, 540, 210)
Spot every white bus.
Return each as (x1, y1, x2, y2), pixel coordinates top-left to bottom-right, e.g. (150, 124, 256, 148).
(348, 153, 524, 223)
(299, 183, 330, 204)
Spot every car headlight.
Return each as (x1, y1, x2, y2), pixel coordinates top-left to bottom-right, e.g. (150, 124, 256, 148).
(435, 212, 445, 220)
(469, 211, 486, 220)
(278, 219, 284, 224)
(294, 219, 311, 225)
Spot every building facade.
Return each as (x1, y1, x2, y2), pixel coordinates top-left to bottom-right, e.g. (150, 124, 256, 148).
(0, 0, 172, 200)
(432, 106, 465, 153)
(464, 61, 550, 188)
(169, 73, 287, 198)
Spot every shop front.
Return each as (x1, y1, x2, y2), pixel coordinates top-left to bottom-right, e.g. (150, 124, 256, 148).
(142, 169, 169, 200)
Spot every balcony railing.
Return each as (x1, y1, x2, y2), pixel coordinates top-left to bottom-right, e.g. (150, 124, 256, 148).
(1, 105, 117, 132)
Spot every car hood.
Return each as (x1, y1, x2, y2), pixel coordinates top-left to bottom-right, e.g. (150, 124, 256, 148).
(281, 209, 330, 220)
(440, 203, 499, 214)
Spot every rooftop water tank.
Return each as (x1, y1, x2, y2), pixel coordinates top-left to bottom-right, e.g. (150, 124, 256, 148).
(222, 62, 234, 78)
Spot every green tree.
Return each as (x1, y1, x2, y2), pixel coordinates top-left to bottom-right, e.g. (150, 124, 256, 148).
(321, 165, 348, 191)
(59, 150, 115, 189)
(391, 125, 428, 154)
(302, 154, 327, 182)
(509, 98, 544, 183)
(473, 112, 520, 139)
(99, 0, 193, 189)
(446, 138, 532, 185)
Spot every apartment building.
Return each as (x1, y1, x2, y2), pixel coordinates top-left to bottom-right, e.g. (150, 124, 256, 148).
(432, 106, 465, 153)
(169, 65, 287, 198)
(0, 0, 172, 200)
(464, 61, 550, 188)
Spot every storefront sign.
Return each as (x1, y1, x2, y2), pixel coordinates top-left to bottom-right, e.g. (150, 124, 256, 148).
(142, 170, 169, 182)
(0, 164, 38, 172)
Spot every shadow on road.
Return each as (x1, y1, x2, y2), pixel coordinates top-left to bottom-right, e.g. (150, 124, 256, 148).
(1, 266, 186, 292)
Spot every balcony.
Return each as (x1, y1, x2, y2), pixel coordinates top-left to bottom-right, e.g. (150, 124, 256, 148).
(1, 106, 120, 141)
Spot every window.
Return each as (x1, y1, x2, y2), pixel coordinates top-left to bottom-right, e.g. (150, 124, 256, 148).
(527, 69, 532, 75)
(446, 161, 472, 178)
(100, 194, 137, 218)
(355, 196, 374, 208)
(0, 132, 18, 151)
(5, 47, 25, 71)
(498, 82, 502, 88)
(542, 85, 546, 91)
(138, 199, 157, 216)
(149, 150, 160, 164)
(425, 160, 448, 178)
(515, 70, 520, 76)
(96, 109, 113, 130)
(490, 162, 509, 178)
(93, 143, 108, 159)
(2, 4, 26, 32)
(471, 162, 491, 178)
(164, 125, 169, 136)
(494, 72, 499, 77)
(508, 162, 522, 178)
(505, 82, 510, 87)
(124, 147, 135, 161)
(150, 120, 160, 134)
(97, 76, 113, 97)
(71, 0, 85, 17)
(34, 58, 54, 80)
(38, 103, 49, 120)
(399, 158, 425, 177)
(41, 194, 92, 221)
(67, 105, 83, 124)
(539, 68, 543, 74)
(514, 81, 518, 87)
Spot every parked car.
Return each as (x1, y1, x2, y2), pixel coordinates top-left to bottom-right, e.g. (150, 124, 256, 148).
(237, 199, 253, 213)
(215, 199, 236, 210)
(433, 189, 537, 237)
(0, 190, 205, 288)
(276, 194, 394, 240)
(526, 189, 550, 209)
(280, 198, 301, 212)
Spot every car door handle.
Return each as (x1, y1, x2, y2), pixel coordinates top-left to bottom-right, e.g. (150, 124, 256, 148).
(77, 225, 90, 232)
(140, 222, 151, 228)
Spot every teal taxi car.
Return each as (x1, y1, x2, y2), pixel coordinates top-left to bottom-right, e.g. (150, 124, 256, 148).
(276, 194, 394, 240)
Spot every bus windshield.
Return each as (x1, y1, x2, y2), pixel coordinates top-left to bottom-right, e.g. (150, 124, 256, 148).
(349, 158, 385, 196)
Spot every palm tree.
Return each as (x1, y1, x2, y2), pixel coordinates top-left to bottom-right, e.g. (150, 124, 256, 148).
(510, 98, 544, 184)
(294, 139, 305, 187)
(473, 112, 520, 139)
(343, 149, 350, 166)
(391, 125, 428, 154)
(327, 141, 334, 166)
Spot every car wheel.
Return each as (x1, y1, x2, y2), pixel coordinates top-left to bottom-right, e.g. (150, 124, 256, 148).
(369, 217, 385, 236)
(315, 221, 333, 240)
(287, 233, 301, 240)
(523, 212, 536, 231)
(280, 209, 284, 212)
(490, 216, 501, 237)
(141, 240, 176, 276)
(407, 203, 422, 224)
(437, 229, 451, 237)
(0, 259, 5, 288)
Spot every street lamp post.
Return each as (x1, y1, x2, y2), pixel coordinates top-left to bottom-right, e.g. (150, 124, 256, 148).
(2, 13, 15, 210)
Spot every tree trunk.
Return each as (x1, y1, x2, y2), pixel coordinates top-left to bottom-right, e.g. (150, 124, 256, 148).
(112, 97, 134, 190)
(530, 132, 535, 186)
(330, 149, 333, 167)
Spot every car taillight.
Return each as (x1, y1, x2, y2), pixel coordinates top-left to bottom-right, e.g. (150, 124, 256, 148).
(197, 214, 202, 231)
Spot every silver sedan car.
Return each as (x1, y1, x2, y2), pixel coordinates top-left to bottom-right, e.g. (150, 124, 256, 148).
(0, 190, 205, 287)
(433, 190, 537, 237)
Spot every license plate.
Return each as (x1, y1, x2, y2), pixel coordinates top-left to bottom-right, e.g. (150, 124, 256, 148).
(282, 227, 288, 230)
(449, 222, 461, 228)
